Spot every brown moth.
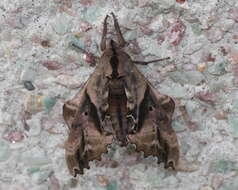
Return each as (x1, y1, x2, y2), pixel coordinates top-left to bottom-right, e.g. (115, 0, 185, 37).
(63, 13, 179, 177)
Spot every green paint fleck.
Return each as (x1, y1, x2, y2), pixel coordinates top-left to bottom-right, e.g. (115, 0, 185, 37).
(147, 173, 160, 187)
(106, 182, 117, 190)
(0, 141, 11, 162)
(228, 115, 238, 138)
(172, 121, 186, 132)
(27, 167, 40, 174)
(211, 159, 237, 174)
(82, 6, 102, 22)
(208, 62, 227, 75)
(33, 170, 52, 184)
(191, 23, 202, 36)
(68, 35, 85, 50)
(232, 100, 238, 109)
(218, 176, 238, 190)
(42, 97, 56, 111)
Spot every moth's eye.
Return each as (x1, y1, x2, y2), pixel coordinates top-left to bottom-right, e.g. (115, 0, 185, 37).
(149, 106, 153, 111)
(84, 112, 88, 116)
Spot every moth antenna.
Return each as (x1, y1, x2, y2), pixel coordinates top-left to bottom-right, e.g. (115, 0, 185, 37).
(100, 15, 110, 51)
(111, 12, 127, 48)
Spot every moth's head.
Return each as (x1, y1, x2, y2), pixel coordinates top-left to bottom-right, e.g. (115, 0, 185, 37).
(102, 39, 127, 79)
(104, 39, 119, 51)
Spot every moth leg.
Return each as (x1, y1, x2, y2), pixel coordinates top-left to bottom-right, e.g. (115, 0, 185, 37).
(124, 87, 138, 132)
(100, 14, 109, 51)
(102, 114, 114, 134)
(133, 57, 170, 65)
(111, 12, 127, 48)
(70, 41, 99, 65)
(126, 114, 136, 131)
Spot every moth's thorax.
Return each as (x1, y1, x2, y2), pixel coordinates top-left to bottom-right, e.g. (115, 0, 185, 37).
(102, 46, 132, 78)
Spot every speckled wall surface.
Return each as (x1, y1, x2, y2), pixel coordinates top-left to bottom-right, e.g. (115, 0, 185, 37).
(0, 0, 238, 189)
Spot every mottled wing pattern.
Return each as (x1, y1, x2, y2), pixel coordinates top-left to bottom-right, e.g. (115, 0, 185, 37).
(128, 64, 179, 169)
(63, 71, 113, 176)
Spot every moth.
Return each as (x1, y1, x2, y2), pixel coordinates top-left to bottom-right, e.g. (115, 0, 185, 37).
(63, 13, 179, 177)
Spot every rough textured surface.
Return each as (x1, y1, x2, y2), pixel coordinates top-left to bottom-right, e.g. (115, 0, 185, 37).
(0, 0, 238, 189)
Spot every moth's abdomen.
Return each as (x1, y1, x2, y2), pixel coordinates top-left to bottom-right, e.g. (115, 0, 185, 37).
(107, 78, 129, 145)
(108, 78, 125, 95)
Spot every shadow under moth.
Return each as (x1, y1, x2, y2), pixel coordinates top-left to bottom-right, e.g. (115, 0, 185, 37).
(63, 13, 179, 177)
